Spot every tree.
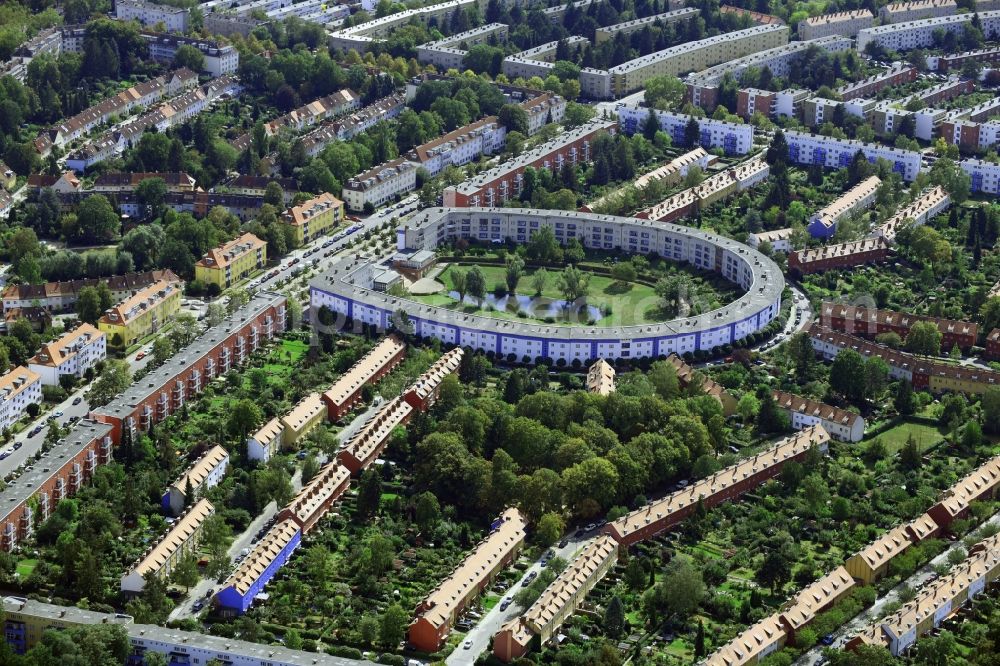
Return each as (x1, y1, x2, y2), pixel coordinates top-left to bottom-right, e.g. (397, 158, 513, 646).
(87, 359, 131, 407)
(498, 104, 529, 135)
(737, 393, 760, 424)
(757, 550, 791, 593)
(900, 434, 922, 470)
(895, 379, 916, 415)
(830, 349, 867, 403)
(379, 603, 408, 648)
(641, 109, 661, 140)
(173, 44, 205, 72)
(695, 619, 706, 657)
(983, 387, 1000, 434)
(648, 360, 680, 399)
(413, 491, 441, 534)
(611, 262, 636, 284)
(505, 255, 525, 294)
(227, 399, 263, 441)
(561, 457, 619, 513)
(356, 469, 382, 521)
(786, 331, 815, 376)
(152, 335, 175, 366)
(642, 557, 704, 625)
(531, 268, 548, 297)
(75, 194, 120, 243)
(864, 356, 890, 399)
(451, 269, 467, 305)
(644, 75, 686, 110)
(905, 321, 943, 356)
(466, 266, 486, 306)
(301, 454, 321, 484)
(535, 511, 564, 546)
(605, 596, 625, 639)
(171, 551, 200, 591)
(556, 265, 590, 304)
(683, 116, 701, 147)
(135, 178, 167, 219)
(76, 286, 104, 324)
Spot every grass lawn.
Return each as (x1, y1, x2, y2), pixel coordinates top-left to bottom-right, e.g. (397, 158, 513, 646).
(868, 420, 945, 453)
(409, 263, 663, 326)
(16, 559, 37, 578)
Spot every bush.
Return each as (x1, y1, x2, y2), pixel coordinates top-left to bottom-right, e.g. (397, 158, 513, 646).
(377, 655, 405, 666)
(326, 646, 363, 659)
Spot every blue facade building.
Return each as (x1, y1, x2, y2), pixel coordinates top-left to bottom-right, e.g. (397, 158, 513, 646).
(214, 519, 302, 614)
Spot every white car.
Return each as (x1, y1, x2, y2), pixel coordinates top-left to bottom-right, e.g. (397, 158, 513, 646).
(463, 640, 473, 650)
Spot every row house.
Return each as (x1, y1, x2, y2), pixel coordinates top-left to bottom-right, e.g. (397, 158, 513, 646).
(247, 417, 285, 463)
(279, 393, 326, 447)
(0, 420, 114, 551)
(807, 176, 881, 239)
(321, 335, 407, 421)
(606, 426, 831, 547)
(162, 445, 230, 515)
(927, 456, 1000, 529)
(92, 172, 197, 194)
(265, 89, 360, 135)
(798, 10, 874, 39)
(583, 148, 713, 212)
(873, 186, 951, 243)
(27, 323, 106, 386)
(835, 64, 919, 101)
(987, 328, 1000, 359)
(411, 508, 527, 653)
(1, 269, 178, 314)
(401, 347, 464, 412)
(338, 397, 414, 475)
(845, 513, 940, 584)
(788, 237, 891, 275)
(90, 291, 286, 444)
(493, 535, 618, 662)
(928, 47, 1000, 72)
(665, 354, 738, 416)
(276, 461, 351, 535)
(295, 92, 407, 159)
(120, 499, 215, 593)
(637, 158, 769, 227)
(718, 4, 785, 25)
(819, 300, 978, 351)
(214, 519, 301, 615)
(443, 119, 616, 207)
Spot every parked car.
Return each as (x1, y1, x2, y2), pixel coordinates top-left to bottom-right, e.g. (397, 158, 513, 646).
(135, 352, 146, 360)
(499, 598, 511, 611)
(72, 396, 82, 405)
(463, 640, 473, 650)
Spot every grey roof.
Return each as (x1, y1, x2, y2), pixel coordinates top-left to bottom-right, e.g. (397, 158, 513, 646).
(0, 420, 113, 525)
(2, 596, 374, 666)
(311, 208, 784, 341)
(608, 24, 788, 75)
(91, 291, 284, 421)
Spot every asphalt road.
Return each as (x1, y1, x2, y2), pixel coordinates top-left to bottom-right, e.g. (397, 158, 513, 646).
(447, 531, 598, 666)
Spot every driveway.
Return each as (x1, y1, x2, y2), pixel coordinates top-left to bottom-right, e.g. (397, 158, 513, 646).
(447, 531, 598, 666)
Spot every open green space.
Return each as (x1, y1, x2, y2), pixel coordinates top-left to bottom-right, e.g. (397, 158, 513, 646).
(868, 420, 946, 454)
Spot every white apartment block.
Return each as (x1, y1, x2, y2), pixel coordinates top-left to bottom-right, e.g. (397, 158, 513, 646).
(163, 445, 230, 515)
(617, 107, 754, 155)
(783, 130, 923, 181)
(798, 10, 874, 40)
(857, 12, 1000, 53)
(772, 390, 866, 442)
(247, 417, 284, 462)
(880, 0, 957, 23)
(328, 0, 484, 52)
(342, 158, 418, 212)
(143, 33, 239, 77)
(961, 158, 1000, 194)
(521, 93, 566, 135)
(120, 499, 214, 593)
(116, 0, 189, 33)
(407, 117, 507, 176)
(594, 8, 699, 43)
(0, 367, 42, 431)
(609, 25, 789, 98)
(748, 228, 793, 253)
(28, 324, 106, 386)
(416, 23, 509, 70)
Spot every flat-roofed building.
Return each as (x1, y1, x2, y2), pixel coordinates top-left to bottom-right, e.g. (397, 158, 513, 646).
(493, 535, 618, 662)
(857, 12, 1000, 53)
(719, 4, 785, 25)
(928, 47, 1000, 72)
(28, 324, 106, 386)
(322, 336, 407, 420)
(338, 397, 413, 475)
(519, 91, 566, 135)
(807, 176, 881, 238)
(282, 192, 344, 245)
(121, 499, 214, 593)
(595, 8, 698, 43)
(788, 237, 891, 275)
(665, 354, 738, 416)
(703, 614, 787, 666)
(0, 367, 42, 431)
(214, 519, 301, 615)
(927, 456, 1000, 529)
(343, 158, 418, 212)
(771, 390, 865, 442)
(836, 64, 919, 101)
(783, 131, 922, 181)
(195, 233, 267, 289)
(880, 0, 957, 23)
(586, 359, 616, 396)
(606, 426, 831, 546)
(748, 228, 793, 253)
(116, 0, 189, 33)
(411, 508, 527, 652)
(98, 277, 182, 347)
(280, 392, 326, 447)
(874, 187, 951, 243)
(798, 10, 874, 39)
(248, 416, 284, 462)
(618, 108, 754, 155)
(820, 301, 978, 351)
(162, 445, 230, 515)
(277, 461, 351, 534)
(961, 157, 1000, 195)
(402, 347, 464, 412)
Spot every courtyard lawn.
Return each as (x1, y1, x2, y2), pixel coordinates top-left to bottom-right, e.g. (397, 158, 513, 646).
(411, 263, 664, 327)
(16, 559, 37, 578)
(868, 420, 945, 454)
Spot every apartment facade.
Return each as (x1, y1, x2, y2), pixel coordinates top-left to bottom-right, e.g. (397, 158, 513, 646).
(142, 31, 239, 77)
(162, 445, 230, 515)
(338, 397, 414, 475)
(748, 228, 793, 253)
(282, 192, 344, 245)
(880, 0, 957, 23)
(873, 187, 951, 243)
(617, 107, 754, 155)
(820, 301, 978, 351)
(214, 519, 301, 614)
(961, 157, 1000, 195)
(116, 0, 189, 32)
(788, 237, 891, 275)
(406, 117, 507, 176)
(2, 270, 179, 314)
(586, 359, 616, 396)
(845, 513, 939, 584)
(280, 393, 326, 447)
(927, 456, 1000, 529)
(27, 323, 106, 385)
(783, 131, 923, 181)
(0, 367, 42, 431)
(195, 233, 268, 289)
(857, 12, 1000, 53)
(402, 347, 464, 412)
(247, 417, 285, 463)
(342, 158, 418, 212)
(798, 10, 874, 39)
(411, 508, 527, 652)
(321, 336, 407, 420)
(90, 292, 286, 443)
(98, 277, 182, 347)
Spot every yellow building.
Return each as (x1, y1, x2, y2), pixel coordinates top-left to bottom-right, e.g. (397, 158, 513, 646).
(194, 233, 267, 289)
(280, 392, 326, 446)
(281, 192, 343, 246)
(98, 277, 182, 346)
